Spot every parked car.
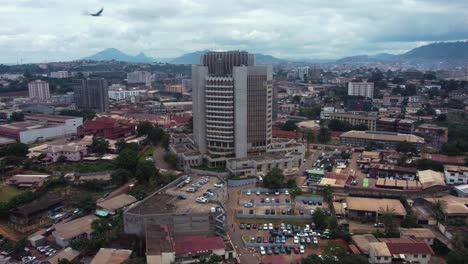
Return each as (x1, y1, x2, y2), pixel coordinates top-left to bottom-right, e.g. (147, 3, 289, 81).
(300, 245, 305, 254)
(273, 247, 279, 255)
(293, 236, 299, 244)
(246, 223, 251, 229)
(260, 246, 266, 255)
(214, 182, 224, 188)
(257, 237, 262, 243)
(293, 247, 300, 254)
(267, 247, 273, 255)
(246, 190, 251, 195)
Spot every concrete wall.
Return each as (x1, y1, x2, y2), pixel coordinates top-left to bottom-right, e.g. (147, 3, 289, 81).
(227, 177, 257, 187)
(191, 65, 208, 154)
(233, 67, 248, 158)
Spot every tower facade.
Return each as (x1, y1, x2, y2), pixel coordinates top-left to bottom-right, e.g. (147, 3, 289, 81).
(192, 51, 273, 167)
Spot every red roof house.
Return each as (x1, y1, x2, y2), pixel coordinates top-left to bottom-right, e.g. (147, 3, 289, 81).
(77, 118, 135, 140)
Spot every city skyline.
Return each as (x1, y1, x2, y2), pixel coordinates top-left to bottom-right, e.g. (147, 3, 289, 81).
(1, 0, 468, 63)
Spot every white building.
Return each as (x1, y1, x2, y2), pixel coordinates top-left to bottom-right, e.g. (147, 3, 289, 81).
(0, 115, 83, 144)
(50, 71, 69, 79)
(348, 82, 374, 98)
(127, 71, 153, 86)
(320, 107, 336, 120)
(108, 89, 147, 100)
(28, 80, 50, 100)
(44, 143, 88, 162)
(444, 165, 468, 185)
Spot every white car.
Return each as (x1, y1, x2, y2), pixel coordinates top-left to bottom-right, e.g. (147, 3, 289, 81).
(260, 246, 266, 255)
(275, 191, 280, 195)
(313, 237, 318, 244)
(256, 190, 260, 195)
(285, 190, 289, 195)
(214, 183, 224, 188)
(265, 198, 270, 203)
(268, 223, 273, 230)
(280, 223, 285, 230)
(246, 190, 251, 196)
(310, 209, 315, 215)
(196, 197, 207, 203)
(293, 236, 299, 244)
(263, 224, 268, 230)
(300, 245, 305, 254)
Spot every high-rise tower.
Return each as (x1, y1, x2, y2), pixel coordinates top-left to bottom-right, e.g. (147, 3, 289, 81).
(192, 51, 273, 167)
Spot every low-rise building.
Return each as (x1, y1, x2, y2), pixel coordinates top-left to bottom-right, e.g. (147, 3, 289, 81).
(53, 215, 98, 247)
(44, 143, 87, 162)
(345, 197, 406, 221)
(77, 117, 135, 140)
(96, 194, 137, 215)
(368, 242, 391, 264)
(400, 228, 436, 245)
(46, 247, 80, 264)
(6, 174, 50, 189)
(90, 248, 132, 264)
(378, 238, 434, 264)
(415, 124, 448, 145)
(444, 165, 468, 185)
(422, 195, 468, 222)
(10, 195, 63, 233)
(329, 113, 377, 131)
(340, 130, 424, 151)
(0, 115, 83, 144)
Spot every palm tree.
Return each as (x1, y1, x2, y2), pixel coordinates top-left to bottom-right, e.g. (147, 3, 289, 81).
(378, 206, 397, 236)
(431, 199, 447, 225)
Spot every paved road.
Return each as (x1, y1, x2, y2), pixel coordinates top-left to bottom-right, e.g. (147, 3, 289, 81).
(226, 185, 261, 264)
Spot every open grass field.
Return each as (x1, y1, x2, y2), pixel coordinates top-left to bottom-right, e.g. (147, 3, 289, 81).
(0, 185, 23, 203)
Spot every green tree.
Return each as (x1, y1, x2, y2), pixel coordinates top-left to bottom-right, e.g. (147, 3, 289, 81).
(396, 141, 417, 154)
(378, 206, 398, 236)
(282, 120, 298, 131)
(400, 211, 418, 228)
(9, 111, 24, 122)
(77, 195, 96, 214)
(57, 259, 74, 264)
(115, 148, 139, 172)
(137, 121, 153, 136)
(0, 142, 29, 157)
(111, 169, 132, 185)
(135, 161, 157, 183)
(305, 130, 315, 150)
(198, 254, 222, 264)
(263, 167, 284, 189)
(431, 199, 447, 224)
(164, 153, 177, 168)
(318, 127, 331, 143)
(328, 119, 352, 131)
(57, 155, 67, 163)
(312, 208, 328, 230)
(89, 136, 110, 155)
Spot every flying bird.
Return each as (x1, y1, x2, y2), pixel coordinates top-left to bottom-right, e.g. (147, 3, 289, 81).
(90, 7, 104, 16)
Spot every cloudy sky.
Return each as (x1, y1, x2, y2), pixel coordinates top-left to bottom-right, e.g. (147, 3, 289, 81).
(1, 0, 468, 63)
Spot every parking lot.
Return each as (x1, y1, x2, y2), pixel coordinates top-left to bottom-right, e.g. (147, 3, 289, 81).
(237, 188, 328, 218)
(238, 219, 331, 259)
(165, 175, 225, 213)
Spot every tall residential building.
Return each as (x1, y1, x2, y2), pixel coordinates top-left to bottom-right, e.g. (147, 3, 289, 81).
(28, 80, 50, 100)
(127, 71, 153, 86)
(73, 78, 109, 112)
(348, 82, 374, 98)
(50, 71, 69, 78)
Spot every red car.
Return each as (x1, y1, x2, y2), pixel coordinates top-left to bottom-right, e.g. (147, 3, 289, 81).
(252, 223, 257, 229)
(293, 247, 300, 254)
(263, 238, 268, 243)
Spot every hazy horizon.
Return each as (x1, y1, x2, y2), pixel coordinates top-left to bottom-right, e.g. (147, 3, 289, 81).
(2, 0, 468, 63)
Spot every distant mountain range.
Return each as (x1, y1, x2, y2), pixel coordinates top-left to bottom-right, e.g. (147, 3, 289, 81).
(83, 48, 157, 63)
(82, 41, 468, 65)
(336, 41, 468, 64)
